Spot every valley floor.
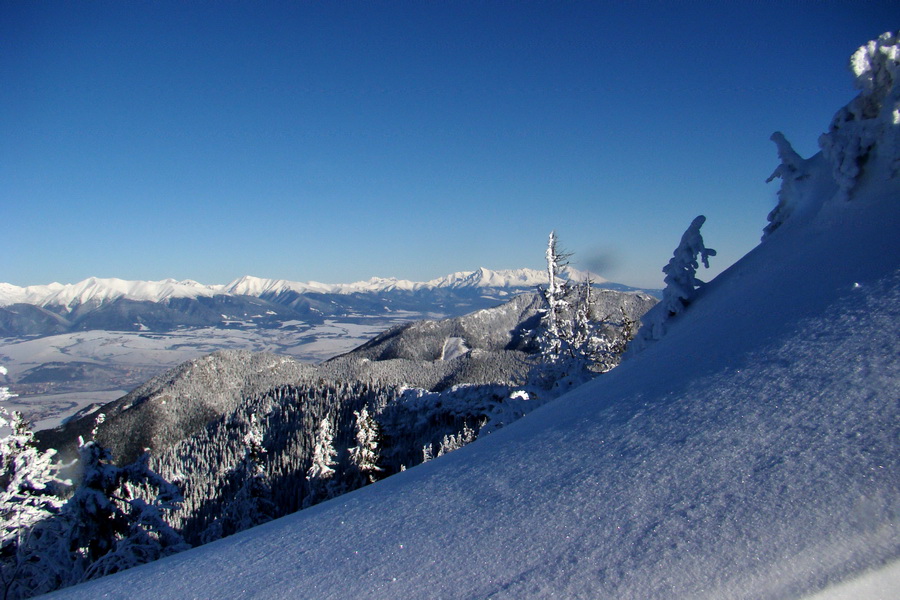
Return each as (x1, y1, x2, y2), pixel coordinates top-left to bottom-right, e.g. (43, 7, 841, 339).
(0, 315, 425, 430)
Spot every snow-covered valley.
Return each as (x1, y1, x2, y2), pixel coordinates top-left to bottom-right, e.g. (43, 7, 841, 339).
(0, 316, 418, 430)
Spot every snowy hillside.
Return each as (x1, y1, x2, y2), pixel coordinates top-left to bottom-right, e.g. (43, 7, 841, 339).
(45, 33, 900, 599)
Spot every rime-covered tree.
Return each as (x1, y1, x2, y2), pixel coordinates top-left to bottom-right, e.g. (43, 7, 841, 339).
(632, 215, 716, 348)
(202, 414, 275, 543)
(540, 231, 572, 359)
(0, 409, 67, 543)
(348, 407, 382, 485)
(0, 373, 71, 600)
(436, 422, 477, 457)
(0, 367, 12, 406)
(533, 235, 631, 386)
(304, 416, 339, 507)
(62, 418, 188, 583)
(659, 215, 716, 316)
(763, 132, 810, 239)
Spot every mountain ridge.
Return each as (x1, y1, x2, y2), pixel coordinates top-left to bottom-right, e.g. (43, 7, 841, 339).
(0, 267, 618, 309)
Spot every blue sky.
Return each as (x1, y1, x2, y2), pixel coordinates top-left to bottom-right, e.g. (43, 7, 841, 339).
(2, 1, 896, 288)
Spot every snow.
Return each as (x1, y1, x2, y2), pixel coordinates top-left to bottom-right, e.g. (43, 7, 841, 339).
(42, 33, 900, 600)
(439, 337, 470, 361)
(0, 267, 610, 308)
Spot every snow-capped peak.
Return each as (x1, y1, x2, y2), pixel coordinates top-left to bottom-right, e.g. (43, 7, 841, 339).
(0, 268, 610, 309)
(0, 278, 222, 311)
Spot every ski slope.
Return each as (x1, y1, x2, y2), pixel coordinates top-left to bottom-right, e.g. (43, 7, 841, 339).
(46, 34, 900, 599)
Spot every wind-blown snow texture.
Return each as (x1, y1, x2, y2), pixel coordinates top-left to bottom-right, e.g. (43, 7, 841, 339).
(47, 33, 900, 599)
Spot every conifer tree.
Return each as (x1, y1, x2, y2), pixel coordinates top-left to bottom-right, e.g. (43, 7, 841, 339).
(0, 372, 71, 600)
(63, 416, 188, 582)
(202, 414, 275, 542)
(304, 416, 338, 507)
(540, 231, 573, 360)
(632, 215, 716, 348)
(348, 407, 382, 485)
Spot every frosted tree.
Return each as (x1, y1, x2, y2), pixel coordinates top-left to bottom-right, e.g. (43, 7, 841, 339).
(819, 32, 900, 200)
(304, 416, 339, 507)
(533, 236, 630, 386)
(436, 422, 477, 457)
(0, 409, 68, 543)
(348, 407, 382, 485)
(62, 419, 188, 583)
(540, 230, 573, 359)
(0, 367, 12, 406)
(202, 414, 275, 543)
(659, 215, 716, 315)
(632, 215, 716, 348)
(763, 131, 810, 239)
(0, 372, 71, 600)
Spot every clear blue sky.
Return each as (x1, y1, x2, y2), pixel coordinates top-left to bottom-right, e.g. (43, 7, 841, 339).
(2, 1, 895, 289)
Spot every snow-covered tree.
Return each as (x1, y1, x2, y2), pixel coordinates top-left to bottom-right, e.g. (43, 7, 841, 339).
(540, 231, 572, 359)
(202, 413, 275, 543)
(819, 32, 899, 201)
(0, 372, 71, 600)
(304, 416, 338, 507)
(533, 236, 633, 385)
(763, 131, 810, 239)
(0, 367, 13, 406)
(0, 409, 68, 542)
(62, 420, 188, 583)
(436, 422, 477, 457)
(659, 215, 716, 315)
(632, 215, 716, 348)
(348, 407, 382, 485)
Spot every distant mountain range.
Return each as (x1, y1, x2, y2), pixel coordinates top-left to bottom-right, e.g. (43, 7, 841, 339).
(0, 268, 657, 337)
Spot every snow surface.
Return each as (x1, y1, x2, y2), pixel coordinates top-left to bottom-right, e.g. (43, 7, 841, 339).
(44, 35, 900, 600)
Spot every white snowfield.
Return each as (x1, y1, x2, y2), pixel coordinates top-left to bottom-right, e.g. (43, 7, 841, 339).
(46, 34, 899, 599)
(0, 267, 604, 309)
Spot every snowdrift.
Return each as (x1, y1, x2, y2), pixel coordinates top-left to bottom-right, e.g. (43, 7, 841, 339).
(47, 33, 900, 599)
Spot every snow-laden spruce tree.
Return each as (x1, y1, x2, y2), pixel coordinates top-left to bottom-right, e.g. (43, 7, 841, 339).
(532, 233, 632, 387)
(540, 230, 572, 360)
(631, 215, 716, 349)
(304, 416, 339, 507)
(202, 414, 275, 543)
(436, 422, 477, 457)
(0, 371, 72, 600)
(61, 417, 188, 583)
(820, 31, 900, 201)
(763, 131, 811, 239)
(348, 407, 382, 485)
(0, 409, 68, 544)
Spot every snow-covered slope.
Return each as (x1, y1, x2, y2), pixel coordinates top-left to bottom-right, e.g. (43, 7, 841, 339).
(0, 278, 221, 310)
(45, 33, 900, 600)
(0, 267, 609, 308)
